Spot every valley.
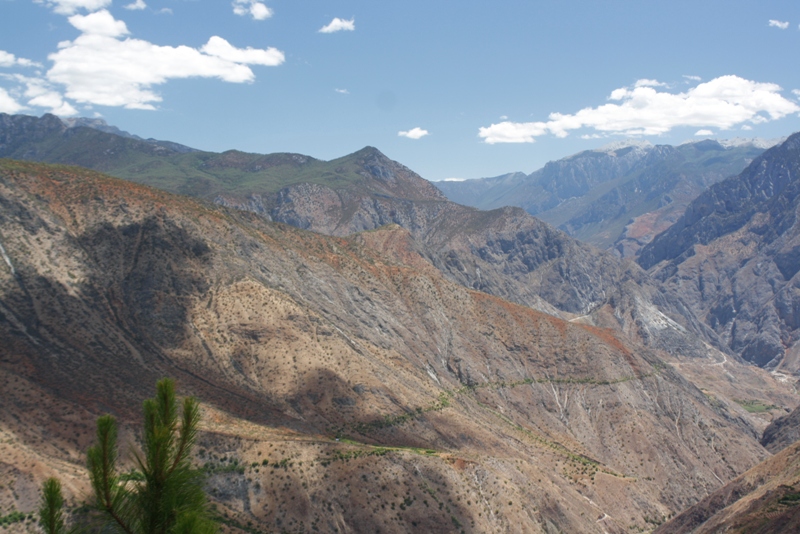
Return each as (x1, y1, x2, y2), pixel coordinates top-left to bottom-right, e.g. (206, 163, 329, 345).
(1, 114, 800, 533)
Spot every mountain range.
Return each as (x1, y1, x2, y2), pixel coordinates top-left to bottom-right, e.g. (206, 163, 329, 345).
(1, 113, 800, 533)
(435, 138, 776, 256)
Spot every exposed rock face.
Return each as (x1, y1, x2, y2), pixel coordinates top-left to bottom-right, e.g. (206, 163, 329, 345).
(257, 154, 733, 368)
(436, 140, 768, 253)
(0, 160, 783, 533)
(0, 113, 66, 155)
(640, 133, 800, 370)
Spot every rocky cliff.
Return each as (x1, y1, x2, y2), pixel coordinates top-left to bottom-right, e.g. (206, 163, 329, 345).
(640, 133, 800, 371)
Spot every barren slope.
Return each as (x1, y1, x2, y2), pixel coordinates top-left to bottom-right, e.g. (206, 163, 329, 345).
(656, 440, 800, 534)
(0, 160, 785, 533)
(0, 114, 754, 373)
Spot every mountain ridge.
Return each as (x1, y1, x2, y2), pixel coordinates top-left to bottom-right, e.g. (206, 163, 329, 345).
(435, 139, 768, 255)
(0, 113, 730, 365)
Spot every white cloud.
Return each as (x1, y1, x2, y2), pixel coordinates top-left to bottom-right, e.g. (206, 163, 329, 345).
(233, 0, 273, 21)
(334, 88, 349, 94)
(793, 89, 800, 97)
(2, 73, 78, 116)
(695, 129, 713, 136)
(741, 125, 753, 130)
(0, 51, 17, 67)
(201, 36, 284, 66)
(35, 0, 112, 15)
(124, 0, 147, 11)
(0, 87, 25, 113)
(479, 75, 800, 144)
(27, 91, 78, 116)
(46, 11, 285, 110)
(634, 79, 666, 88)
(442, 177, 466, 182)
(319, 18, 355, 33)
(769, 19, 790, 29)
(0, 50, 43, 68)
(69, 10, 129, 37)
(22, 75, 77, 115)
(398, 127, 429, 139)
(683, 75, 702, 82)
(157, 8, 172, 15)
(479, 121, 547, 144)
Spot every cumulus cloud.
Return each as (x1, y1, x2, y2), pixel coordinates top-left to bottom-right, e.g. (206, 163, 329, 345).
(0, 52, 15, 67)
(398, 127, 429, 139)
(27, 90, 78, 116)
(769, 19, 789, 29)
(233, 0, 273, 21)
(479, 76, 800, 144)
(635, 79, 667, 88)
(35, 0, 112, 15)
(200, 36, 284, 65)
(3, 73, 78, 116)
(683, 75, 702, 82)
(319, 18, 355, 33)
(334, 88, 349, 94)
(0, 50, 42, 68)
(45, 10, 284, 110)
(793, 89, 800, 97)
(124, 0, 147, 10)
(695, 129, 713, 136)
(69, 10, 129, 37)
(0, 87, 25, 113)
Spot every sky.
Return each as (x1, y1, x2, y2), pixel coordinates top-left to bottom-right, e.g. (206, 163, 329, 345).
(2, 1, 800, 181)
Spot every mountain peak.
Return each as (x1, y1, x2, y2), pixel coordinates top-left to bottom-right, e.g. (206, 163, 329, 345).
(594, 138, 654, 154)
(349, 146, 387, 160)
(678, 137, 786, 150)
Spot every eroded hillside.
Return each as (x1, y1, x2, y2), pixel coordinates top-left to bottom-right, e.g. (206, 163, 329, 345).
(0, 160, 792, 533)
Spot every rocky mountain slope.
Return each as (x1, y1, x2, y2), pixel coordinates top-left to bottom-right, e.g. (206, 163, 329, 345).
(0, 160, 792, 533)
(762, 406, 800, 453)
(655, 439, 800, 534)
(0, 114, 741, 370)
(436, 140, 771, 255)
(639, 133, 800, 372)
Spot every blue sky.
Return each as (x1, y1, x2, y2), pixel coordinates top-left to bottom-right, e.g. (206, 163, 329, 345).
(2, 1, 800, 181)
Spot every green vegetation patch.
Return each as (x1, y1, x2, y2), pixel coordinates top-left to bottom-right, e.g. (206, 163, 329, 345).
(734, 399, 779, 413)
(779, 491, 800, 506)
(0, 510, 33, 527)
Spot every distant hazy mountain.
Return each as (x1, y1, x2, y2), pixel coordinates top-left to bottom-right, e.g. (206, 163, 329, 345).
(436, 139, 776, 255)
